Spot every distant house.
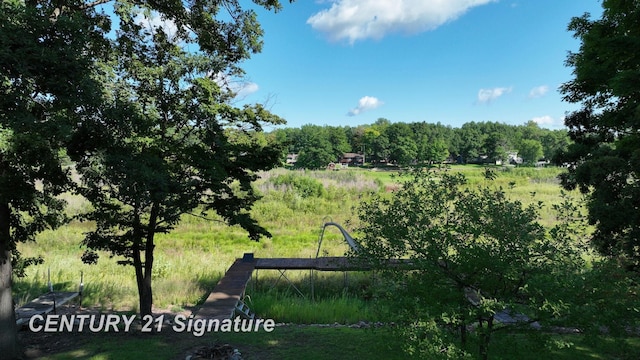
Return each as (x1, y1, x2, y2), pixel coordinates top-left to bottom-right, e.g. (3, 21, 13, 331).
(339, 153, 364, 166)
(468, 151, 522, 165)
(507, 151, 523, 165)
(286, 153, 298, 165)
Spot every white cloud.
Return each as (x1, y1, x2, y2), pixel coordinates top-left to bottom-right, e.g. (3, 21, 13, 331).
(135, 13, 179, 41)
(528, 85, 549, 99)
(532, 115, 554, 126)
(213, 72, 259, 98)
(235, 82, 259, 98)
(477, 87, 512, 104)
(307, 0, 497, 43)
(348, 96, 383, 116)
(531, 115, 566, 128)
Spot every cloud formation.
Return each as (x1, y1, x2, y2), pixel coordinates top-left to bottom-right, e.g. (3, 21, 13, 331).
(531, 115, 566, 128)
(477, 87, 512, 104)
(135, 13, 179, 41)
(532, 115, 554, 126)
(528, 85, 549, 99)
(235, 82, 259, 98)
(348, 96, 383, 116)
(307, 0, 496, 43)
(213, 73, 259, 98)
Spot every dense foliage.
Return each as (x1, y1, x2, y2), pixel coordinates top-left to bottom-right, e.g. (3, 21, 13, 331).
(559, 0, 640, 271)
(353, 169, 616, 359)
(68, 1, 289, 317)
(275, 119, 570, 168)
(2, 0, 292, 355)
(0, 1, 107, 356)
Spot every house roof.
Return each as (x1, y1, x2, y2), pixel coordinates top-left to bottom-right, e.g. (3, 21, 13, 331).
(341, 153, 363, 158)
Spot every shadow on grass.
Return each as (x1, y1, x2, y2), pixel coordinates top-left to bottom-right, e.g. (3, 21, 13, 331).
(24, 326, 403, 360)
(22, 325, 640, 360)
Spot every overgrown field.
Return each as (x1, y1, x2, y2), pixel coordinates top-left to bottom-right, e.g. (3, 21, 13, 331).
(15, 165, 581, 320)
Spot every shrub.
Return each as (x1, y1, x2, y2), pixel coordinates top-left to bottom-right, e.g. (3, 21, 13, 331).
(354, 170, 588, 360)
(271, 173, 326, 198)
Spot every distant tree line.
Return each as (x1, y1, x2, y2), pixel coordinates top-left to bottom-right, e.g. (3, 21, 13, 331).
(273, 118, 570, 169)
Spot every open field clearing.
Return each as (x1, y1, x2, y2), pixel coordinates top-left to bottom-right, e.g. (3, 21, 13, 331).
(15, 166, 581, 313)
(16, 165, 636, 360)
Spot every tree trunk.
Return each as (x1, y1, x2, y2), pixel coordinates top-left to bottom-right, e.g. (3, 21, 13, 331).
(134, 202, 158, 318)
(141, 202, 158, 317)
(478, 316, 494, 360)
(132, 208, 146, 317)
(132, 238, 146, 316)
(138, 266, 153, 318)
(459, 316, 467, 347)
(0, 202, 20, 359)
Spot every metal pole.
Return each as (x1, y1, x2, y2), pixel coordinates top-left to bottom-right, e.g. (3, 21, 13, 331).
(48, 267, 57, 314)
(79, 271, 84, 309)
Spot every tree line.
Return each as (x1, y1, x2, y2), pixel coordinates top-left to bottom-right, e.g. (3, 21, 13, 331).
(272, 119, 570, 169)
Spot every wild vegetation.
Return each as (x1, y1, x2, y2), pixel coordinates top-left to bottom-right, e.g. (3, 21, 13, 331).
(15, 167, 384, 312)
(353, 168, 637, 359)
(13, 166, 640, 359)
(5, 0, 640, 359)
(14, 166, 569, 309)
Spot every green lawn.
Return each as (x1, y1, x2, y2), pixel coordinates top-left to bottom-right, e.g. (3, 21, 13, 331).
(25, 326, 640, 360)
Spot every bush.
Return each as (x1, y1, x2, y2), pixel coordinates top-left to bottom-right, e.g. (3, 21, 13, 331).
(354, 169, 589, 360)
(271, 173, 326, 198)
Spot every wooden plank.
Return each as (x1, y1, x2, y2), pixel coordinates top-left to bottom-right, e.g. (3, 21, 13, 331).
(197, 255, 417, 320)
(16, 291, 79, 325)
(254, 257, 410, 271)
(254, 257, 317, 270)
(254, 257, 367, 271)
(196, 258, 256, 319)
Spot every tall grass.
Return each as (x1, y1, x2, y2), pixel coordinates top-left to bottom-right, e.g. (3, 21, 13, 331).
(14, 165, 582, 323)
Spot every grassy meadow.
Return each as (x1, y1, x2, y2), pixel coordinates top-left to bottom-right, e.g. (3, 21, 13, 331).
(18, 164, 639, 359)
(15, 165, 580, 317)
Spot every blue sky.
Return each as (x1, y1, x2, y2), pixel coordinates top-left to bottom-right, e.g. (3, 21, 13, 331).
(233, 0, 604, 130)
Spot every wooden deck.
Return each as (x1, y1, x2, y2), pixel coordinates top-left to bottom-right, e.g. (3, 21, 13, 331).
(196, 257, 256, 320)
(255, 257, 371, 271)
(196, 254, 416, 320)
(255, 257, 415, 271)
(15, 291, 79, 326)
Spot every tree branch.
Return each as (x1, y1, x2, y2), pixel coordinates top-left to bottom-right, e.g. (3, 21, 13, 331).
(185, 212, 225, 223)
(80, 0, 112, 10)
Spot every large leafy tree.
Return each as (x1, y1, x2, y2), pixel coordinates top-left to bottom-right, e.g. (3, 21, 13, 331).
(387, 122, 418, 166)
(518, 139, 544, 165)
(559, 0, 640, 270)
(424, 137, 450, 166)
(362, 126, 390, 164)
(456, 122, 486, 162)
(327, 126, 352, 158)
(0, 1, 106, 357)
(71, 2, 287, 316)
(542, 130, 570, 162)
(295, 125, 337, 169)
(1, 0, 290, 355)
(483, 132, 509, 164)
(355, 170, 587, 359)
